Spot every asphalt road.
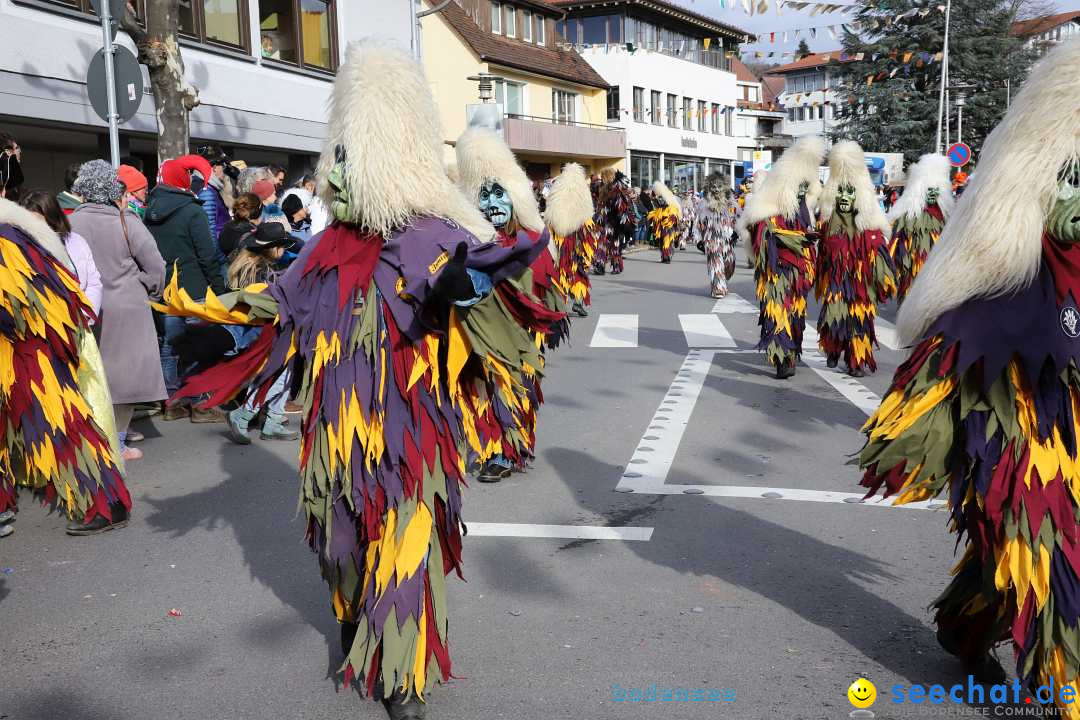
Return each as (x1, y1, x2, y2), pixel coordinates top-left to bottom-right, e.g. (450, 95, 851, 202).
(0, 244, 1039, 720)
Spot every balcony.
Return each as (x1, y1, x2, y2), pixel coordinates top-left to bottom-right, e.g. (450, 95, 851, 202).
(504, 114, 627, 160)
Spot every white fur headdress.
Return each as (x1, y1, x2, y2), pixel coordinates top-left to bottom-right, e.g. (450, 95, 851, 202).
(0, 198, 74, 273)
(819, 140, 891, 235)
(887, 153, 954, 223)
(898, 39, 1080, 345)
(455, 127, 544, 233)
(743, 135, 825, 227)
(652, 180, 682, 217)
(545, 163, 594, 237)
(314, 41, 493, 241)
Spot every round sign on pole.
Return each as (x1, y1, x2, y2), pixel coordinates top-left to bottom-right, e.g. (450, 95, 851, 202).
(946, 142, 971, 167)
(87, 46, 144, 124)
(89, 0, 128, 38)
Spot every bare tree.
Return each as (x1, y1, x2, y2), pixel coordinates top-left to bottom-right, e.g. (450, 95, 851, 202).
(1008, 0, 1058, 20)
(118, 0, 199, 163)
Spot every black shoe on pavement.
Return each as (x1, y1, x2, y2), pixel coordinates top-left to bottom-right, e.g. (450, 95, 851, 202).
(775, 359, 796, 380)
(383, 691, 427, 720)
(66, 502, 129, 536)
(477, 462, 511, 483)
(826, 354, 839, 369)
(572, 302, 588, 318)
(340, 621, 358, 656)
(847, 366, 866, 378)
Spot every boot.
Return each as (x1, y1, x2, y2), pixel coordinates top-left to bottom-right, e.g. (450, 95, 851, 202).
(191, 407, 227, 424)
(66, 502, 129, 536)
(826, 354, 839, 369)
(847, 365, 866, 378)
(383, 691, 427, 720)
(775, 358, 796, 380)
(226, 407, 256, 445)
(260, 413, 300, 441)
(477, 461, 511, 483)
(340, 621, 358, 656)
(162, 403, 189, 421)
(572, 302, 588, 318)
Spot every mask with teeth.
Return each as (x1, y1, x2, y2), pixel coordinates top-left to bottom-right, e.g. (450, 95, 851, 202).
(479, 181, 513, 229)
(837, 183, 856, 215)
(925, 187, 940, 207)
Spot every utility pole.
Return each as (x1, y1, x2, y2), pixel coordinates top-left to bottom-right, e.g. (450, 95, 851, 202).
(934, 0, 951, 153)
(99, 0, 120, 167)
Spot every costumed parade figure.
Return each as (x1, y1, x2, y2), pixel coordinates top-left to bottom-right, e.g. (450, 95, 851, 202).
(859, 40, 1080, 716)
(648, 180, 682, 263)
(455, 126, 566, 483)
(692, 173, 737, 299)
(0, 198, 129, 536)
(888, 153, 954, 304)
(605, 171, 636, 274)
(590, 174, 609, 275)
(737, 170, 768, 268)
(744, 136, 824, 380)
(546, 162, 599, 317)
(676, 188, 697, 250)
(814, 140, 896, 377)
(155, 43, 548, 719)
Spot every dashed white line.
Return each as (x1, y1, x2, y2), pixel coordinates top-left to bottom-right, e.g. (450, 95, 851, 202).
(467, 523, 654, 541)
(590, 314, 639, 348)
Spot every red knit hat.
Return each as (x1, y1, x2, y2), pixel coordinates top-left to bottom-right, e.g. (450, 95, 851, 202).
(117, 164, 148, 193)
(252, 179, 276, 201)
(159, 154, 214, 191)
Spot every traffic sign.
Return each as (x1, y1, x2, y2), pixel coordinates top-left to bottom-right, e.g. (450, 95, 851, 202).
(87, 45, 143, 124)
(946, 142, 971, 167)
(89, 0, 127, 39)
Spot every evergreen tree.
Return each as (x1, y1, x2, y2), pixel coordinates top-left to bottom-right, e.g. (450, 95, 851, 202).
(830, 0, 1034, 163)
(797, 38, 812, 58)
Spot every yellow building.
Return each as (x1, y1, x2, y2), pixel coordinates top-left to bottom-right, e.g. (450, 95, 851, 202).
(421, 0, 626, 180)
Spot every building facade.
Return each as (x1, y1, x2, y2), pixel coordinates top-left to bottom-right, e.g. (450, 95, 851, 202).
(552, 0, 751, 191)
(765, 51, 852, 140)
(731, 56, 787, 172)
(0, 0, 414, 190)
(420, 0, 625, 180)
(1011, 10, 1080, 57)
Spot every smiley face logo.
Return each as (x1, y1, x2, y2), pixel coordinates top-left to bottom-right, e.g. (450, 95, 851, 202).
(847, 678, 877, 709)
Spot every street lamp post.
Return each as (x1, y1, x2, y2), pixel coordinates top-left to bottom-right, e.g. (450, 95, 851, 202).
(955, 91, 966, 145)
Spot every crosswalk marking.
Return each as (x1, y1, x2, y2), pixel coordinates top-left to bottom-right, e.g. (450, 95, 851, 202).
(711, 293, 758, 314)
(800, 327, 882, 417)
(590, 314, 639, 348)
(875, 317, 899, 351)
(467, 523, 654, 541)
(679, 314, 737, 348)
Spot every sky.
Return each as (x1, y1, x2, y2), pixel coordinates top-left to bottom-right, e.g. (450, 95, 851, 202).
(670, 0, 1080, 60)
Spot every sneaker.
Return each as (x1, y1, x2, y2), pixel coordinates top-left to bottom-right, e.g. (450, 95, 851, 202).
(260, 416, 299, 441)
(126, 430, 145, 443)
(226, 408, 254, 445)
(284, 400, 303, 414)
(0, 510, 14, 523)
(66, 502, 129, 536)
(383, 691, 427, 720)
(121, 446, 143, 462)
(477, 462, 512, 483)
(132, 403, 161, 420)
(0, 524, 12, 538)
(572, 302, 588, 318)
(190, 407, 227, 424)
(162, 404, 189, 421)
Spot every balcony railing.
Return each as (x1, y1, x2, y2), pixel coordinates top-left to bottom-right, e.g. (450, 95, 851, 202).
(503, 114, 626, 159)
(572, 43, 733, 73)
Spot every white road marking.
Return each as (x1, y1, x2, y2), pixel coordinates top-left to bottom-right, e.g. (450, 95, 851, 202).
(679, 314, 737, 348)
(467, 523, 654, 541)
(711, 293, 758, 314)
(615, 350, 715, 492)
(613, 481, 944, 510)
(590, 314, 639, 348)
(800, 327, 882, 417)
(875, 317, 899, 351)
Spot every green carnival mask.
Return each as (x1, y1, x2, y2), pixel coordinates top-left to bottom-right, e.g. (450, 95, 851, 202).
(1048, 161, 1080, 245)
(797, 181, 809, 201)
(479, 181, 513, 229)
(925, 187, 940, 206)
(837, 183, 856, 215)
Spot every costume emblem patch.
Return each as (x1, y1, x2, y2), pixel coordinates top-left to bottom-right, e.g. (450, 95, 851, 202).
(1061, 306, 1080, 338)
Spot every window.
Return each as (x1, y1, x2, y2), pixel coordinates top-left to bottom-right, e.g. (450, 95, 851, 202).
(260, 0, 336, 71)
(494, 79, 525, 115)
(582, 15, 606, 43)
(633, 87, 644, 122)
(788, 108, 796, 121)
(666, 94, 677, 128)
(682, 97, 691, 129)
(711, 103, 720, 133)
(492, 1, 502, 33)
(797, 106, 806, 121)
(651, 91, 661, 124)
(535, 15, 545, 45)
(697, 100, 706, 132)
(553, 89, 577, 123)
(724, 107, 732, 135)
(505, 6, 516, 38)
(36, 0, 146, 15)
(607, 86, 620, 121)
(174, 0, 248, 49)
(523, 10, 532, 41)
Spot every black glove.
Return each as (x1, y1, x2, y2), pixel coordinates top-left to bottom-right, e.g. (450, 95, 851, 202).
(172, 324, 237, 369)
(429, 242, 474, 304)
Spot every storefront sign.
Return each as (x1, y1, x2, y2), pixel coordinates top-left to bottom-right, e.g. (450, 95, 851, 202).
(681, 137, 698, 149)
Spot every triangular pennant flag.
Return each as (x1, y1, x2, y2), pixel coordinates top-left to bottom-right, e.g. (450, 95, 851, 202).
(889, 67, 899, 77)
(934, 51, 943, 61)
(867, 75, 874, 86)
(782, 31, 788, 43)
(855, 52, 865, 60)
(776, 0, 784, 15)
(704, 38, 712, 50)
(770, 32, 776, 42)
(827, 25, 838, 38)
(811, 27, 817, 37)
(758, 0, 769, 14)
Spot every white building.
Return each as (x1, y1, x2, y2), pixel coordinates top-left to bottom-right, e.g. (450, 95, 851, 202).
(0, 0, 413, 190)
(765, 51, 852, 140)
(1011, 10, 1080, 56)
(552, 0, 752, 191)
(731, 56, 787, 175)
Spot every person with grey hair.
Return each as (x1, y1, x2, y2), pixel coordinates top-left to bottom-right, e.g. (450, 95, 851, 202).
(235, 165, 275, 195)
(69, 160, 167, 462)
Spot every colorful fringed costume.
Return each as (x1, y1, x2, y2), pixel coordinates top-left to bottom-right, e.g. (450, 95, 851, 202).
(888, 154, 954, 304)
(742, 136, 825, 378)
(590, 178, 609, 274)
(546, 162, 599, 311)
(605, 172, 636, 274)
(693, 175, 737, 298)
(552, 218, 599, 307)
(648, 181, 682, 264)
(0, 200, 129, 528)
(858, 39, 1080, 718)
(815, 140, 896, 375)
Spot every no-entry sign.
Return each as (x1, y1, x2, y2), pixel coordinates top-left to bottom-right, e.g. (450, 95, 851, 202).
(946, 142, 971, 167)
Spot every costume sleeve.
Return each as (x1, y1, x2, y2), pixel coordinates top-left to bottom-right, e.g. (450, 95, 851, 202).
(870, 230, 897, 302)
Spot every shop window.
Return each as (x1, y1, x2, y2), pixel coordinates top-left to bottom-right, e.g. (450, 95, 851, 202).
(260, 0, 336, 71)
